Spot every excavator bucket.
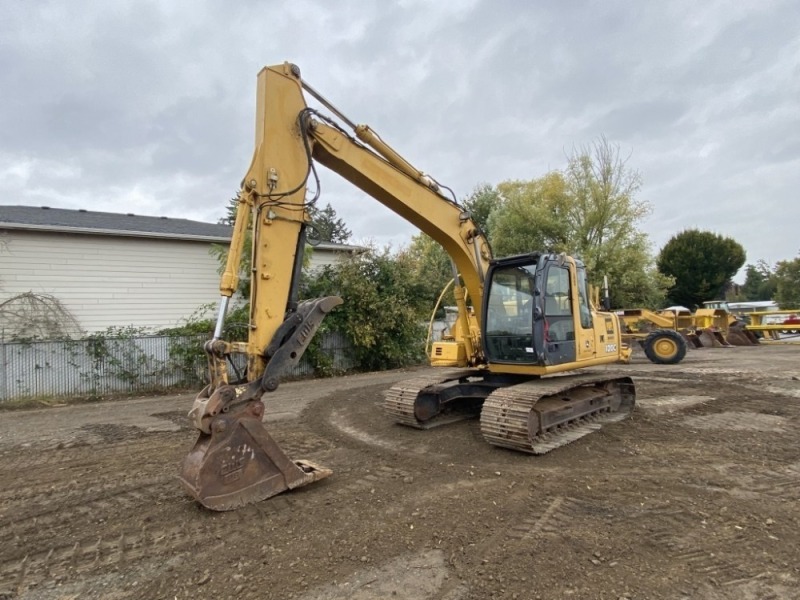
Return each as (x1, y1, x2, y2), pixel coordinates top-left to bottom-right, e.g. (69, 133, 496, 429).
(179, 296, 341, 510)
(179, 400, 331, 511)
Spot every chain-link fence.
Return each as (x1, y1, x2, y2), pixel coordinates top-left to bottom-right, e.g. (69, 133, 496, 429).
(0, 332, 354, 402)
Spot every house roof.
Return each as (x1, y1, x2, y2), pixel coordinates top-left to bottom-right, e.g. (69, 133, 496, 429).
(0, 205, 366, 251)
(0, 205, 235, 242)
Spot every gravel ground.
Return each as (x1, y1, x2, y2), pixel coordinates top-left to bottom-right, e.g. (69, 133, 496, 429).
(1, 345, 799, 599)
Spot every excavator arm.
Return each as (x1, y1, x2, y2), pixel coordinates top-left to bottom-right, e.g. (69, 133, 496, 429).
(212, 63, 490, 389)
(179, 62, 491, 510)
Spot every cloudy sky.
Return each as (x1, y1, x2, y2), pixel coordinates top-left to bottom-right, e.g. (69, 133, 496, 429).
(1, 0, 798, 276)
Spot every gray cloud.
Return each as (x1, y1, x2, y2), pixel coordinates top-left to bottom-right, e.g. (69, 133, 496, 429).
(1, 0, 798, 275)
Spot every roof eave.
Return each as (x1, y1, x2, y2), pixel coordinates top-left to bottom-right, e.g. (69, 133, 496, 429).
(0, 222, 232, 243)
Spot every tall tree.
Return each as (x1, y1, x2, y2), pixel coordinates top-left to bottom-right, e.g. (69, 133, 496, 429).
(307, 202, 352, 244)
(657, 229, 746, 308)
(563, 138, 670, 307)
(739, 260, 777, 301)
(462, 183, 501, 238)
(487, 138, 670, 307)
(774, 254, 800, 308)
(217, 194, 239, 225)
(563, 137, 647, 278)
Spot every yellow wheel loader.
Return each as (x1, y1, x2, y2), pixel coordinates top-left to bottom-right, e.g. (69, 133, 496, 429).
(180, 62, 659, 510)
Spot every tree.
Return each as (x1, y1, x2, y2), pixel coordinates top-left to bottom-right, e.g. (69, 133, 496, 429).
(462, 183, 501, 238)
(657, 229, 746, 308)
(774, 254, 800, 308)
(307, 202, 352, 244)
(217, 194, 239, 225)
(563, 139, 670, 307)
(488, 172, 570, 256)
(487, 138, 670, 307)
(397, 233, 454, 318)
(562, 137, 649, 279)
(739, 260, 777, 301)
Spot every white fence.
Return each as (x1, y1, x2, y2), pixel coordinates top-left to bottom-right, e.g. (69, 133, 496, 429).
(0, 332, 354, 402)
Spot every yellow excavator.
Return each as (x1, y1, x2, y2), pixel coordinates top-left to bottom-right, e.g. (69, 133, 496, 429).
(179, 62, 661, 511)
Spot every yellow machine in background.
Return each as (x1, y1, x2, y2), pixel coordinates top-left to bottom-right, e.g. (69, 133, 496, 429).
(741, 310, 800, 341)
(617, 305, 760, 350)
(178, 62, 683, 511)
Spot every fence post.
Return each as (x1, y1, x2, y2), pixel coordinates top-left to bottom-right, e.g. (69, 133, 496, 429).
(0, 338, 7, 401)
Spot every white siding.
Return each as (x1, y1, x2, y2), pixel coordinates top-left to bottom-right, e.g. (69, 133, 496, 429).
(0, 230, 224, 333)
(306, 247, 356, 272)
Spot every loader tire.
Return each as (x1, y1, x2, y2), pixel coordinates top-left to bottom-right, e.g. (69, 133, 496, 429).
(643, 329, 687, 365)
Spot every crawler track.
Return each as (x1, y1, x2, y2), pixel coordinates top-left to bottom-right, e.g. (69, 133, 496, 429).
(480, 372, 635, 453)
(384, 369, 635, 454)
(382, 370, 475, 428)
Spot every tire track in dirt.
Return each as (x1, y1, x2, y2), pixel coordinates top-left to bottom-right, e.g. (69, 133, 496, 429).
(643, 507, 745, 579)
(3, 353, 800, 599)
(0, 475, 173, 543)
(0, 405, 404, 594)
(273, 428, 341, 458)
(752, 466, 800, 500)
(0, 460, 177, 510)
(707, 462, 800, 501)
(625, 378, 800, 591)
(439, 493, 584, 570)
(430, 492, 628, 600)
(636, 504, 782, 589)
(505, 495, 571, 541)
(0, 436, 184, 515)
(0, 453, 411, 593)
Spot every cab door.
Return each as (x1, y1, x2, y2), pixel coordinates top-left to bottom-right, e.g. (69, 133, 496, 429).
(541, 262, 576, 365)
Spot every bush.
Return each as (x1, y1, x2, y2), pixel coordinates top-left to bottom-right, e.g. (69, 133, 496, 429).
(302, 246, 427, 371)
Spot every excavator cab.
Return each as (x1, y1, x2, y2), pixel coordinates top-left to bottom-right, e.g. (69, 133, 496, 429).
(483, 253, 584, 367)
(391, 250, 635, 451)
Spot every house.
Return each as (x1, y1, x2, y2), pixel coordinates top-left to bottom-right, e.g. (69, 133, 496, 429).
(0, 205, 363, 336)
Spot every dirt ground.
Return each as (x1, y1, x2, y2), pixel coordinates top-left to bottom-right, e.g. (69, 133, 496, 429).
(1, 345, 799, 600)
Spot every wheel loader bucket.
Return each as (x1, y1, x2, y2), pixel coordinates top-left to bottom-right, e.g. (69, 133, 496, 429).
(695, 327, 731, 348)
(178, 401, 331, 511)
(727, 322, 760, 346)
(682, 331, 704, 348)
